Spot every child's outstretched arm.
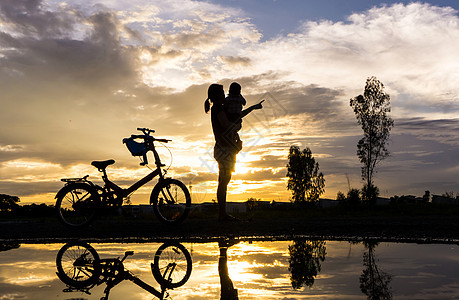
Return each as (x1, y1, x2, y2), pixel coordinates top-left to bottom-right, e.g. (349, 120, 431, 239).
(241, 100, 264, 118)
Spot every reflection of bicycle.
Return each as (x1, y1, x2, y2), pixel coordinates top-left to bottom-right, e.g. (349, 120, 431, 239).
(55, 128, 191, 227)
(56, 241, 192, 300)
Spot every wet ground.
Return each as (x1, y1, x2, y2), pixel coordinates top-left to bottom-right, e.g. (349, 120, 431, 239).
(4, 240, 459, 299)
(2, 214, 459, 244)
(3, 210, 459, 299)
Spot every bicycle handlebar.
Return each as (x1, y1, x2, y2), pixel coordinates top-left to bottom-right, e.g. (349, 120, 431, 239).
(131, 134, 152, 139)
(130, 134, 171, 143)
(137, 127, 155, 134)
(155, 138, 171, 143)
(121, 251, 134, 262)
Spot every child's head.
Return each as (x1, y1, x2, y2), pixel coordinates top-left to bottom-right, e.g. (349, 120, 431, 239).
(229, 82, 241, 96)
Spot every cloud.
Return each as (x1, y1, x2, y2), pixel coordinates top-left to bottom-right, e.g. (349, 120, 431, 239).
(0, 2, 144, 168)
(0, 0, 76, 38)
(232, 169, 285, 182)
(0, 1, 458, 201)
(218, 55, 251, 66)
(239, 3, 459, 115)
(396, 117, 459, 145)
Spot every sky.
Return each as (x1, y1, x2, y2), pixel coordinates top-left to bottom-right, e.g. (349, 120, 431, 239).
(3, 241, 459, 299)
(1, 0, 459, 204)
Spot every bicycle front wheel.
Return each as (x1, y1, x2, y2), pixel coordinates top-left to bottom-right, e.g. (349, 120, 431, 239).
(151, 179, 191, 224)
(56, 241, 101, 288)
(152, 242, 192, 289)
(55, 183, 99, 227)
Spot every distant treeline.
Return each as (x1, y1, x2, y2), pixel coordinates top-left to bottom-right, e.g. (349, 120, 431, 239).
(0, 202, 55, 218)
(0, 194, 54, 217)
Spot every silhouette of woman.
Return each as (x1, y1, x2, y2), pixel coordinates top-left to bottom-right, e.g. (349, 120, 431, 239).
(205, 84, 262, 221)
(218, 240, 239, 299)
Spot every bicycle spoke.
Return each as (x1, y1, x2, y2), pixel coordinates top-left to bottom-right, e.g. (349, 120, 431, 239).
(61, 246, 95, 282)
(56, 242, 100, 288)
(152, 243, 192, 289)
(158, 247, 187, 283)
(56, 184, 98, 227)
(153, 180, 190, 224)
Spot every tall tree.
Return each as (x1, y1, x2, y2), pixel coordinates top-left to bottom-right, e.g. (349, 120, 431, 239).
(359, 242, 393, 300)
(286, 146, 325, 204)
(288, 240, 327, 289)
(350, 77, 394, 202)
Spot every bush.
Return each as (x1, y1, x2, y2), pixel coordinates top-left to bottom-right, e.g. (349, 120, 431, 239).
(0, 194, 20, 212)
(362, 183, 379, 206)
(338, 189, 361, 207)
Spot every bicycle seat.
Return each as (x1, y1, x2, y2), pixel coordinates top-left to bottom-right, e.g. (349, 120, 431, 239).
(91, 159, 115, 170)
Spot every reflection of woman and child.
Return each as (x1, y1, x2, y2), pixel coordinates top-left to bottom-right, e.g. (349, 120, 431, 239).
(204, 82, 263, 222)
(218, 240, 240, 300)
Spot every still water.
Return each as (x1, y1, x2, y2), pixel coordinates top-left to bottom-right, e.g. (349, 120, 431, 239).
(1, 239, 459, 299)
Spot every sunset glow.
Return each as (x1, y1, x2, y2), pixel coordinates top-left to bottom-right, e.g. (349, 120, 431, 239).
(1, 0, 458, 204)
(3, 241, 459, 299)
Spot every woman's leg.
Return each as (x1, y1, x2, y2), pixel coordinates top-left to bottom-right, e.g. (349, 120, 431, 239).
(217, 167, 232, 220)
(214, 146, 237, 221)
(218, 241, 239, 299)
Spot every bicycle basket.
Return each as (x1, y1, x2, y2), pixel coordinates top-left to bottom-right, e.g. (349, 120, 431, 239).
(123, 138, 146, 156)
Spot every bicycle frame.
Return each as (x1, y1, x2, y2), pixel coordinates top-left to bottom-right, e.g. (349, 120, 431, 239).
(57, 241, 192, 299)
(100, 254, 166, 299)
(98, 133, 168, 205)
(56, 128, 191, 227)
(64, 272, 166, 300)
(66, 252, 166, 299)
(100, 166, 163, 203)
(127, 274, 165, 299)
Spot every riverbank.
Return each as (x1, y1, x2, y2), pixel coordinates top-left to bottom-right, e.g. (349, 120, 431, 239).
(2, 207, 459, 244)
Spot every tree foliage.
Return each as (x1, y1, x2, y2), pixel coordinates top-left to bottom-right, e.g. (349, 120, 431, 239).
(0, 242, 21, 252)
(362, 182, 380, 205)
(0, 194, 20, 212)
(359, 242, 393, 300)
(350, 77, 394, 188)
(337, 188, 362, 207)
(288, 240, 327, 289)
(246, 197, 261, 211)
(286, 146, 325, 204)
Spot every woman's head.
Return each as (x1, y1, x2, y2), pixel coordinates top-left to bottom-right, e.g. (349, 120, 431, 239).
(204, 83, 224, 113)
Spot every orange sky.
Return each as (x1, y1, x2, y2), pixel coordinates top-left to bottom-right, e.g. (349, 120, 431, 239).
(1, 1, 459, 204)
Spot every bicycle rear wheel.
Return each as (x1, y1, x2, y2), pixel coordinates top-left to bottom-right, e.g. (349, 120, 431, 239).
(151, 242, 192, 289)
(151, 179, 191, 224)
(56, 241, 101, 288)
(55, 183, 99, 227)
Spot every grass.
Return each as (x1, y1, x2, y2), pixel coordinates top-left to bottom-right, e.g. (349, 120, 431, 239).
(231, 202, 459, 221)
(2, 202, 459, 223)
(2, 202, 459, 242)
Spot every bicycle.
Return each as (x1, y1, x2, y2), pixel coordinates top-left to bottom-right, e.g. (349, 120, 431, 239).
(55, 241, 192, 300)
(55, 128, 191, 227)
